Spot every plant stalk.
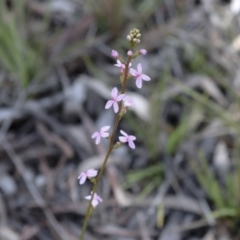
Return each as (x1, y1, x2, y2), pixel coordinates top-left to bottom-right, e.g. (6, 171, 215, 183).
(79, 55, 132, 240)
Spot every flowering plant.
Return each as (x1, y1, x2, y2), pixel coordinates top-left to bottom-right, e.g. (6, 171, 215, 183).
(78, 28, 150, 240)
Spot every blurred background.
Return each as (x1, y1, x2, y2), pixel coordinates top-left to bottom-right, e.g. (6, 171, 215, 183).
(0, 0, 240, 239)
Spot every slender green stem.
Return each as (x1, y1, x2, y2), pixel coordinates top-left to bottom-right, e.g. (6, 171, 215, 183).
(79, 56, 132, 240)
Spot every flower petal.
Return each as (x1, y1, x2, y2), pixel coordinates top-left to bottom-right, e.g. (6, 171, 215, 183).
(129, 68, 137, 76)
(92, 199, 98, 208)
(96, 196, 103, 202)
(113, 102, 119, 113)
(114, 63, 121, 67)
(79, 174, 87, 184)
(119, 136, 127, 142)
(91, 132, 99, 138)
(141, 74, 151, 81)
(93, 193, 102, 202)
(136, 77, 142, 88)
(86, 169, 98, 177)
(128, 140, 136, 149)
(137, 63, 142, 73)
(101, 126, 110, 132)
(101, 132, 109, 138)
(95, 136, 101, 145)
(129, 135, 136, 141)
(114, 60, 122, 67)
(111, 87, 118, 98)
(105, 100, 113, 109)
(78, 172, 84, 179)
(120, 130, 128, 136)
(116, 94, 125, 101)
(85, 195, 91, 200)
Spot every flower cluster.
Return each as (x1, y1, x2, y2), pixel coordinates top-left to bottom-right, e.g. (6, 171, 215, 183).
(78, 29, 150, 210)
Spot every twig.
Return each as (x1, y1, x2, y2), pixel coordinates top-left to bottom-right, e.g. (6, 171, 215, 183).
(0, 90, 26, 142)
(0, 192, 6, 225)
(2, 140, 74, 240)
(0, 93, 64, 123)
(136, 212, 152, 240)
(27, 107, 85, 159)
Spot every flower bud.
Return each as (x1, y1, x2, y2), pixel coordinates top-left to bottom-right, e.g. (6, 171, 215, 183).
(111, 50, 119, 58)
(127, 28, 142, 48)
(127, 50, 133, 56)
(139, 49, 147, 55)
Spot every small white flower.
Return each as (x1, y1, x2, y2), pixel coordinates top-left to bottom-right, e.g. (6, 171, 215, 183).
(105, 87, 125, 113)
(130, 63, 151, 88)
(119, 130, 136, 149)
(123, 96, 134, 107)
(85, 192, 102, 208)
(92, 126, 110, 144)
(78, 169, 98, 185)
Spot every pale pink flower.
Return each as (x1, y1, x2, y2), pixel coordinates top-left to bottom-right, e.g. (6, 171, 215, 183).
(119, 130, 136, 149)
(130, 63, 151, 88)
(114, 60, 125, 72)
(85, 192, 102, 208)
(127, 50, 133, 56)
(92, 126, 110, 144)
(139, 49, 147, 55)
(105, 87, 125, 113)
(111, 50, 119, 58)
(123, 96, 134, 107)
(78, 169, 98, 185)
(114, 60, 132, 73)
